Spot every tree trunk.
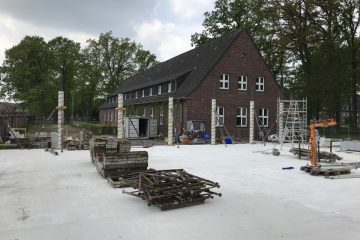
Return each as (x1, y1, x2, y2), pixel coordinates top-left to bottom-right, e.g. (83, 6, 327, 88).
(351, 49, 358, 127)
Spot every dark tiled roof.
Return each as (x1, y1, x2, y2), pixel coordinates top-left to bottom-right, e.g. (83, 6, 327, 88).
(100, 29, 243, 109)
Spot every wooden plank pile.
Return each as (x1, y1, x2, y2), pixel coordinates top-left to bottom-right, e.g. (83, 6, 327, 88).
(290, 148, 342, 163)
(300, 164, 353, 176)
(122, 169, 221, 211)
(89, 137, 148, 178)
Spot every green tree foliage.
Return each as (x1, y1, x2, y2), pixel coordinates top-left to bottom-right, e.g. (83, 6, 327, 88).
(193, 0, 360, 123)
(0, 36, 56, 118)
(48, 37, 81, 118)
(86, 31, 158, 95)
(0, 32, 158, 119)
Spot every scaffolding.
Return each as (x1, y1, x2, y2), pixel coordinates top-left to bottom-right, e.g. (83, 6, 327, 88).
(277, 98, 308, 148)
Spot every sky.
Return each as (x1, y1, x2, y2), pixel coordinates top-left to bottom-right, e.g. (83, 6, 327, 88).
(0, 0, 215, 63)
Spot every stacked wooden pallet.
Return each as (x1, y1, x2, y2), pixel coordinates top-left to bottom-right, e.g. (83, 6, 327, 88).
(290, 148, 342, 163)
(122, 169, 221, 211)
(300, 164, 354, 176)
(89, 137, 148, 178)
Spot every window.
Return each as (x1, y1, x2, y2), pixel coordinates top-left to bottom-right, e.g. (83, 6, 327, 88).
(236, 107, 247, 127)
(256, 77, 264, 91)
(150, 108, 154, 118)
(142, 89, 145, 97)
(159, 107, 164, 125)
(168, 82, 171, 93)
(110, 111, 113, 122)
(135, 91, 138, 98)
(171, 80, 176, 91)
(216, 106, 224, 126)
(143, 108, 146, 116)
(158, 85, 162, 95)
(258, 108, 268, 127)
(149, 88, 153, 96)
(219, 74, 229, 89)
(152, 86, 158, 95)
(238, 75, 247, 91)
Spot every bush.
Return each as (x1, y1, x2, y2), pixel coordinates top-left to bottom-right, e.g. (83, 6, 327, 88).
(73, 122, 116, 135)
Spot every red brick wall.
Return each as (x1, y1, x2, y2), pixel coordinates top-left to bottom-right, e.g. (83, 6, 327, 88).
(187, 30, 281, 140)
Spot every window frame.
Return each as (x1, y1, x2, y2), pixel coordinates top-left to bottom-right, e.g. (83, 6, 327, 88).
(158, 85, 162, 95)
(256, 77, 265, 92)
(216, 106, 225, 127)
(258, 108, 269, 127)
(150, 108, 154, 118)
(236, 107, 247, 127)
(219, 74, 229, 90)
(238, 75, 248, 91)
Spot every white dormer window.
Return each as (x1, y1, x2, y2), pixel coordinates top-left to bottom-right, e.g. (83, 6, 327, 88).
(219, 74, 229, 89)
(158, 85, 162, 95)
(238, 75, 247, 91)
(168, 82, 171, 93)
(142, 89, 145, 97)
(256, 77, 264, 91)
(135, 91, 138, 98)
(149, 88, 152, 96)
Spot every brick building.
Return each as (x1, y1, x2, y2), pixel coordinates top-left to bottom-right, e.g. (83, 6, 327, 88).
(0, 102, 29, 140)
(99, 29, 282, 140)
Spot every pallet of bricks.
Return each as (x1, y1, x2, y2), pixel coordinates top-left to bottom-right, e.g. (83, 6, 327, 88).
(89, 137, 148, 180)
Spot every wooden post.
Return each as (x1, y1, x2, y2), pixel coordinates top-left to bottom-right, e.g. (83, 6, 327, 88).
(117, 94, 124, 140)
(168, 97, 174, 145)
(211, 99, 216, 145)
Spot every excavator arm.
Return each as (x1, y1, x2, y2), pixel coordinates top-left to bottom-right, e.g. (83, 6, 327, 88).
(309, 119, 336, 166)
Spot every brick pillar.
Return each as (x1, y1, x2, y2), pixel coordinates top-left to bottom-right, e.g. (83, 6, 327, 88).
(58, 91, 64, 150)
(168, 97, 174, 145)
(211, 99, 216, 145)
(117, 94, 124, 139)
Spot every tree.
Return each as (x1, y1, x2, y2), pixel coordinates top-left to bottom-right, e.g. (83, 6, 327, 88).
(135, 48, 158, 72)
(191, 0, 290, 87)
(85, 31, 158, 95)
(48, 37, 81, 118)
(339, 0, 360, 125)
(1, 36, 56, 118)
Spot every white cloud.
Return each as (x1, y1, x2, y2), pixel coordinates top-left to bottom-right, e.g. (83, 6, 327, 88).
(134, 19, 199, 61)
(0, 13, 96, 63)
(170, 0, 214, 19)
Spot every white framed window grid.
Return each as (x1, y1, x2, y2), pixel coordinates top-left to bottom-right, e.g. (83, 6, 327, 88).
(236, 107, 247, 127)
(238, 75, 247, 91)
(216, 106, 224, 126)
(219, 74, 229, 89)
(258, 108, 268, 127)
(256, 77, 264, 91)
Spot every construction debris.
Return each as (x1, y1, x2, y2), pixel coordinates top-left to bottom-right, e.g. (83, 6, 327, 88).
(300, 163, 356, 176)
(290, 148, 342, 163)
(45, 148, 58, 156)
(122, 169, 221, 211)
(326, 174, 360, 179)
(89, 137, 148, 178)
(65, 136, 80, 150)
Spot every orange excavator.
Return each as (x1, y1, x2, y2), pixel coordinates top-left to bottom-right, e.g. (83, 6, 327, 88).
(308, 119, 337, 167)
